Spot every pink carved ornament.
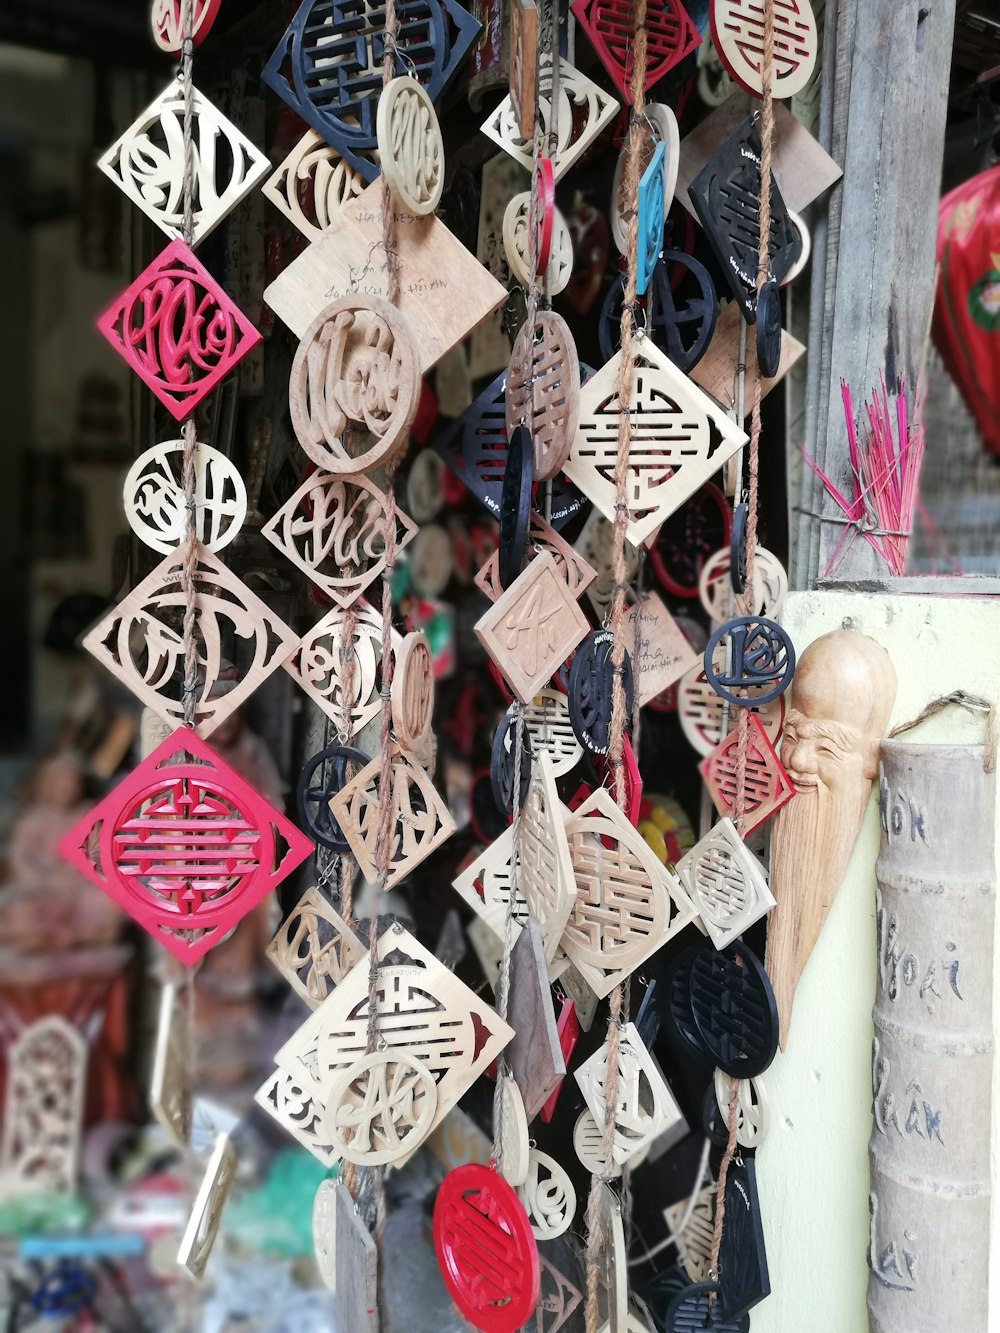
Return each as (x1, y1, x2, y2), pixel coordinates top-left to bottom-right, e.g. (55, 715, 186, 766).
(151, 0, 222, 54)
(699, 713, 794, 834)
(58, 728, 313, 966)
(571, 0, 700, 100)
(96, 239, 262, 421)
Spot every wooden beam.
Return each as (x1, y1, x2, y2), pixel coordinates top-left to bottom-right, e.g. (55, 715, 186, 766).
(792, 0, 956, 586)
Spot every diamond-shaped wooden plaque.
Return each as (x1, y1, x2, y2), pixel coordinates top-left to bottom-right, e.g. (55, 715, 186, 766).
(263, 180, 506, 373)
(177, 1132, 237, 1279)
(284, 601, 397, 737)
(676, 818, 775, 950)
(253, 1066, 340, 1166)
(266, 886, 366, 1009)
(565, 337, 747, 548)
(574, 1021, 684, 1164)
(624, 593, 701, 707)
(261, 130, 371, 242)
(699, 713, 794, 834)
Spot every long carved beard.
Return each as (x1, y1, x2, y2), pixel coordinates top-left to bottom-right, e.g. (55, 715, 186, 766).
(766, 778, 871, 1047)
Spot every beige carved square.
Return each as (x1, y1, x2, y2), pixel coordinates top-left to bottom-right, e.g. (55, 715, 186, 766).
(664, 1183, 715, 1282)
(261, 130, 369, 242)
(475, 552, 590, 703)
(284, 600, 400, 738)
(253, 1067, 340, 1167)
(563, 788, 698, 998)
(518, 752, 575, 963)
(475, 511, 597, 604)
(574, 1022, 685, 1166)
(328, 745, 456, 890)
(676, 817, 775, 950)
(265, 887, 366, 1010)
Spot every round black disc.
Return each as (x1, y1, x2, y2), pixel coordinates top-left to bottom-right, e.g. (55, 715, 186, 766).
(664, 1281, 750, 1331)
(662, 945, 712, 1063)
(567, 630, 634, 755)
(498, 423, 533, 590)
(703, 616, 796, 707)
(688, 941, 778, 1078)
(599, 252, 718, 371)
(297, 745, 370, 851)
(755, 278, 781, 378)
(490, 713, 533, 814)
(729, 503, 748, 594)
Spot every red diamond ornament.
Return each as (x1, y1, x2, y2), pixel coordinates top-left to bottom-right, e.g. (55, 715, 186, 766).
(96, 239, 262, 421)
(58, 727, 313, 965)
(571, 0, 700, 102)
(433, 1163, 540, 1331)
(698, 713, 794, 834)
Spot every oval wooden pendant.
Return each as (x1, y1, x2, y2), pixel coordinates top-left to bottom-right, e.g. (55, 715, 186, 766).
(376, 77, 445, 215)
(568, 630, 634, 755)
(755, 278, 782, 377)
(688, 941, 778, 1078)
(517, 1150, 576, 1239)
(297, 745, 370, 851)
(729, 503, 748, 593)
(312, 1178, 338, 1289)
(505, 312, 581, 481)
(289, 297, 420, 475)
(151, 0, 222, 54)
(710, 0, 818, 101)
(124, 440, 246, 554)
(698, 546, 788, 623)
(408, 523, 454, 596)
(433, 1163, 540, 1331)
(391, 631, 435, 757)
(503, 192, 573, 293)
(712, 1070, 770, 1149)
(534, 159, 556, 275)
(497, 1075, 531, 1186)
(325, 1051, 438, 1166)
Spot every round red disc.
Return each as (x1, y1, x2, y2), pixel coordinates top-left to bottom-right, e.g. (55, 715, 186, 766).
(433, 1163, 540, 1331)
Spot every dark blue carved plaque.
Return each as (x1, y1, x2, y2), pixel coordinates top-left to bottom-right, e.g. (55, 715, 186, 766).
(688, 941, 778, 1078)
(717, 1156, 770, 1320)
(704, 616, 795, 707)
(490, 713, 532, 815)
(664, 1280, 750, 1331)
(599, 251, 717, 372)
(499, 424, 533, 590)
(297, 744, 370, 851)
(567, 630, 634, 756)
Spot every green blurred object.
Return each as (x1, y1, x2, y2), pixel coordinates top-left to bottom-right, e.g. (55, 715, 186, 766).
(0, 1192, 90, 1237)
(225, 1150, 335, 1258)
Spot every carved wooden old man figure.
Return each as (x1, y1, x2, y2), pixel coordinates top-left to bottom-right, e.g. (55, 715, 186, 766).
(766, 629, 896, 1046)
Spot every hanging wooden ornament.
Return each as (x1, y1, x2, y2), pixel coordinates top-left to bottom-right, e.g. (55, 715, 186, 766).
(539, 996, 579, 1122)
(325, 1050, 438, 1166)
(276, 926, 513, 1138)
(328, 744, 457, 889)
(703, 616, 796, 707)
(663, 1281, 748, 1331)
(564, 335, 747, 548)
(624, 593, 701, 707)
(662, 944, 714, 1061)
(265, 886, 366, 1009)
(254, 1068, 339, 1166)
(264, 180, 507, 370)
(391, 630, 435, 758)
(698, 544, 787, 623)
(505, 312, 581, 481)
(595, 1182, 629, 1333)
(568, 630, 635, 755)
(481, 56, 619, 182)
(518, 1150, 576, 1239)
(596, 734, 643, 826)
(59, 728, 314, 965)
(433, 1162, 540, 1331)
(515, 688, 583, 778)
(503, 192, 573, 293)
(285, 601, 391, 737)
(452, 827, 529, 939)
(151, 0, 222, 53)
(406, 449, 446, 523)
(497, 1074, 532, 1186)
(506, 917, 567, 1119)
(499, 425, 534, 589)
(536, 1254, 584, 1331)
(1, 1016, 86, 1196)
(509, 0, 538, 138)
(288, 297, 420, 476)
(688, 940, 778, 1077)
(124, 440, 246, 555)
(98, 83, 270, 247)
(755, 277, 782, 378)
(710, 0, 818, 100)
(664, 1185, 715, 1283)
(781, 207, 811, 286)
(150, 983, 191, 1150)
(261, 470, 417, 608)
(491, 713, 533, 812)
(599, 255, 718, 373)
(676, 818, 774, 950)
(475, 552, 590, 704)
(518, 752, 576, 963)
(262, 0, 480, 180)
(689, 298, 805, 409)
(610, 105, 679, 255)
(477, 512, 596, 604)
(334, 1179, 379, 1333)
(96, 240, 262, 421)
(687, 120, 800, 321)
(712, 1069, 770, 1149)
(677, 663, 785, 757)
(408, 523, 454, 596)
(297, 746, 371, 851)
(570, 0, 699, 101)
(562, 788, 698, 998)
(261, 131, 370, 242)
(698, 713, 794, 833)
(573, 1110, 620, 1178)
(716, 1155, 770, 1319)
(177, 1133, 238, 1279)
(377, 77, 445, 215)
(312, 1178, 338, 1290)
(575, 1022, 684, 1166)
(635, 142, 666, 298)
(575, 509, 641, 622)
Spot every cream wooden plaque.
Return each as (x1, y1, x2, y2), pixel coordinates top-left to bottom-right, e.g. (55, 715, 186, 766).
(574, 1022, 684, 1165)
(518, 752, 576, 963)
(265, 887, 366, 1010)
(262, 130, 369, 242)
(177, 1133, 237, 1279)
(150, 982, 191, 1150)
(676, 818, 775, 949)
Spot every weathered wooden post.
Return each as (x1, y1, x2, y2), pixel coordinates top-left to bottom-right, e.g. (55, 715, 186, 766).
(868, 732, 995, 1331)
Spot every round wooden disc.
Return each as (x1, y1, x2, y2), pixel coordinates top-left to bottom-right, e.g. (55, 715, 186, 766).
(124, 440, 247, 554)
(325, 1051, 438, 1166)
(289, 296, 420, 476)
(573, 1110, 623, 1177)
(503, 191, 574, 294)
(709, 0, 819, 101)
(505, 312, 581, 481)
(376, 76, 445, 216)
(391, 631, 435, 755)
(406, 449, 445, 522)
(698, 546, 788, 623)
(611, 104, 679, 255)
(713, 1069, 770, 1149)
(407, 523, 454, 596)
(755, 278, 782, 378)
(151, 0, 222, 53)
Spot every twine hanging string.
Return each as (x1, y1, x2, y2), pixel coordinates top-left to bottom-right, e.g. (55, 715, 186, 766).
(889, 691, 998, 773)
(583, 6, 647, 1330)
(710, 0, 776, 1289)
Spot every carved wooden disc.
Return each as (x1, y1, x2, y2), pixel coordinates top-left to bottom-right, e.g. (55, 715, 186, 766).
(518, 687, 583, 777)
(713, 1069, 770, 1149)
(503, 191, 574, 293)
(518, 1149, 577, 1240)
(697, 546, 788, 623)
(376, 76, 445, 215)
(391, 631, 435, 756)
(151, 0, 222, 54)
(575, 1021, 684, 1166)
(497, 1074, 531, 1186)
(124, 440, 246, 554)
(289, 296, 420, 475)
(506, 312, 581, 480)
(573, 1110, 621, 1177)
(710, 0, 818, 100)
(325, 1051, 438, 1166)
